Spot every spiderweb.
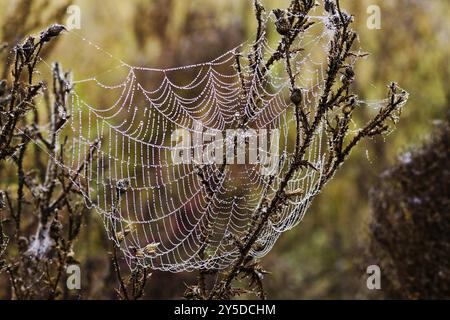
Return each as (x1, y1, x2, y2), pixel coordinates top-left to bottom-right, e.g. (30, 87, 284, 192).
(48, 5, 405, 272)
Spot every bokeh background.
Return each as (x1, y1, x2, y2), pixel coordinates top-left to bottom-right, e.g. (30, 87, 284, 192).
(0, 0, 448, 299)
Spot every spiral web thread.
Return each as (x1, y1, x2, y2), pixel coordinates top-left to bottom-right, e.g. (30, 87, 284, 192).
(51, 7, 405, 272)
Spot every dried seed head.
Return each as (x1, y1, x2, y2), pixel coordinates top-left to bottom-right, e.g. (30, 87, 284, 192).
(136, 242, 160, 258)
(224, 232, 233, 244)
(57, 105, 67, 120)
(40, 24, 66, 43)
(273, 9, 284, 20)
(116, 224, 135, 242)
(50, 219, 63, 240)
(273, 9, 290, 36)
(389, 82, 399, 95)
(135, 249, 144, 258)
(345, 67, 355, 80)
(342, 12, 353, 24)
(22, 36, 35, 61)
(144, 242, 160, 255)
(66, 248, 79, 265)
(116, 178, 130, 194)
(0, 80, 6, 96)
(18, 236, 29, 252)
(342, 67, 355, 85)
(116, 232, 125, 243)
(290, 88, 303, 105)
(348, 96, 357, 106)
(276, 19, 290, 36)
(35, 185, 49, 200)
(252, 241, 265, 251)
(285, 188, 304, 198)
(343, 105, 353, 115)
(343, 97, 357, 115)
(330, 14, 341, 27)
(324, 0, 336, 14)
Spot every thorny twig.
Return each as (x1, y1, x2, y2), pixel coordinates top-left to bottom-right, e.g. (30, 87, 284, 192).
(0, 24, 101, 299)
(186, 0, 408, 300)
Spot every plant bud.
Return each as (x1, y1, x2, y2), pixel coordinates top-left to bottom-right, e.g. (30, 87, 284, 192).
(290, 88, 303, 105)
